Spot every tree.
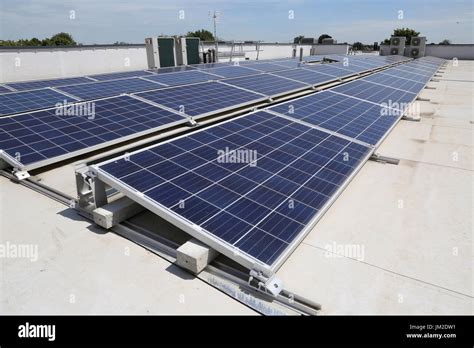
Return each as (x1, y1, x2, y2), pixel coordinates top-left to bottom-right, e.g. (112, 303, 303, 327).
(186, 29, 215, 41)
(439, 39, 451, 45)
(293, 35, 304, 44)
(383, 28, 421, 45)
(0, 32, 76, 47)
(318, 34, 332, 44)
(352, 42, 364, 50)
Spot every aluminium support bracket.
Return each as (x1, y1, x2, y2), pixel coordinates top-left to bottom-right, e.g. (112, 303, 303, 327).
(370, 153, 400, 165)
(248, 269, 283, 297)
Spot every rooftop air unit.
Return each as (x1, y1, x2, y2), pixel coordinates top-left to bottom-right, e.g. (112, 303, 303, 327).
(145, 37, 177, 69)
(405, 36, 426, 59)
(389, 36, 406, 55)
(175, 37, 200, 65)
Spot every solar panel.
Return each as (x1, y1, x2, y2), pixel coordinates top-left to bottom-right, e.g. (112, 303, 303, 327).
(381, 67, 433, 84)
(221, 73, 309, 97)
(192, 62, 232, 69)
(271, 60, 306, 68)
(57, 78, 165, 100)
(95, 110, 372, 270)
(5, 77, 93, 91)
(330, 79, 417, 107)
(303, 64, 356, 78)
(240, 63, 291, 72)
(152, 66, 198, 74)
(203, 66, 261, 78)
(0, 86, 14, 94)
(135, 81, 267, 118)
(142, 70, 222, 87)
(271, 68, 335, 85)
(361, 73, 426, 93)
(268, 90, 403, 146)
(0, 89, 77, 116)
(0, 95, 186, 169)
(88, 70, 155, 81)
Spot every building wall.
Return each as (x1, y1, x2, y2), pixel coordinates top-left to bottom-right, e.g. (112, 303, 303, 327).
(0, 43, 351, 82)
(0, 46, 147, 83)
(380, 44, 474, 59)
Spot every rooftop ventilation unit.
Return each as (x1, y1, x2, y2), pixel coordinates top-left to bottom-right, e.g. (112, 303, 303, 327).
(389, 36, 406, 55)
(175, 37, 200, 66)
(405, 36, 426, 58)
(145, 37, 177, 69)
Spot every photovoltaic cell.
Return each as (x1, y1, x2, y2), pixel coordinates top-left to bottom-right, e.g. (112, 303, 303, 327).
(97, 111, 372, 268)
(240, 63, 291, 72)
(203, 66, 262, 78)
(271, 68, 335, 85)
(57, 78, 164, 100)
(0, 95, 185, 168)
(142, 70, 221, 86)
(0, 89, 76, 116)
(0, 86, 14, 94)
(222, 74, 308, 96)
(330, 79, 417, 107)
(5, 77, 93, 91)
(268, 90, 403, 145)
(88, 70, 155, 81)
(135, 81, 266, 117)
(362, 73, 426, 93)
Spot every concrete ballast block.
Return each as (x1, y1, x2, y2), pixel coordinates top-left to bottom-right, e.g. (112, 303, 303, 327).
(92, 197, 144, 229)
(176, 238, 219, 275)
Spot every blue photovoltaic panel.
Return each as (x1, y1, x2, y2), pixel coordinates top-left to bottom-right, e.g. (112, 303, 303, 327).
(89, 70, 155, 81)
(374, 67, 432, 84)
(0, 95, 185, 167)
(329, 62, 371, 74)
(57, 78, 164, 100)
(271, 68, 335, 85)
(0, 86, 13, 94)
(143, 70, 221, 86)
(330, 79, 417, 107)
(203, 66, 261, 78)
(5, 77, 93, 91)
(222, 74, 308, 97)
(98, 111, 371, 267)
(303, 64, 356, 77)
(152, 66, 198, 74)
(362, 73, 426, 94)
(135, 81, 265, 117)
(241, 63, 291, 72)
(269, 90, 403, 145)
(192, 62, 232, 69)
(0, 89, 76, 116)
(271, 60, 306, 68)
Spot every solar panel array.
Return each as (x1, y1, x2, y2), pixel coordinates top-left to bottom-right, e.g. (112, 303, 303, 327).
(97, 111, 372, 267)
(57, 78, 165, 100)
(0, 55, 444, 173)
(135, 81, 267, 117)
(0, 96, 186, 168)
(0, 89, 78, 116)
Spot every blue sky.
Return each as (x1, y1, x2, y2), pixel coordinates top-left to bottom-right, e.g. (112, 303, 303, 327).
(1, 0, 473, 44)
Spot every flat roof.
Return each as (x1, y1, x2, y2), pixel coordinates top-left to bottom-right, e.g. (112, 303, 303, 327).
(0, 60, 472, 314)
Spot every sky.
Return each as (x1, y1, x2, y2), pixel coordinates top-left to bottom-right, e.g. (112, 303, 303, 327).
(0, 0, 473, 44)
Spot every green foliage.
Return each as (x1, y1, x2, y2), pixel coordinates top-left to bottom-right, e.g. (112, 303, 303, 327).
(293, 35, 304, 44)
(439, 39, 451, 45)
(383, 28, 421, 45)
(318, 34, 332, 44)
(186, 29, 215, 41)
(352, 42, 364, 50)
(0, 32, 77, 47)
